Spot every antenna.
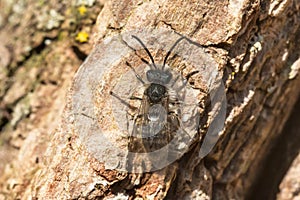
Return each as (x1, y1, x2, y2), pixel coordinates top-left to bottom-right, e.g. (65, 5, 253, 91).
(132, 35, 157, 69)
(162, 36, 185, 70)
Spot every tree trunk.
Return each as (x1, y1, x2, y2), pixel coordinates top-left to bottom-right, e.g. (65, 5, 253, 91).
(1, 0, 300, 199)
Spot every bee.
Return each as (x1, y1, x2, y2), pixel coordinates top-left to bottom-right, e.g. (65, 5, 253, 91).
(110, 35, 199, 171)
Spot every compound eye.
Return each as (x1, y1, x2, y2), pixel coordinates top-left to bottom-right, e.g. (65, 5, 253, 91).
(163, 71, 172, 83)
(146, 70, 155, 82)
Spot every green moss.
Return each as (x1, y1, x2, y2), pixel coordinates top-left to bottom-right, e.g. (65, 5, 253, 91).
(58, 31, 69, 41)
(38, 0, 45, 6)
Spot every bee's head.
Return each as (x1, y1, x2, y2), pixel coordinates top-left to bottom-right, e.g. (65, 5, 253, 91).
(146, 69, 172, 85)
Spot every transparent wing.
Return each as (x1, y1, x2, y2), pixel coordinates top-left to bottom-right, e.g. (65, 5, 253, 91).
(128, 94, 150, 153)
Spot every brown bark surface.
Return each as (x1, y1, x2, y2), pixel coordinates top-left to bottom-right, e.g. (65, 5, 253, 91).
(0, 0, 300, 199)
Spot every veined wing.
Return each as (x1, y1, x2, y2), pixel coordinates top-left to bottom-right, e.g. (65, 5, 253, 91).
(127, 93, 150, 153)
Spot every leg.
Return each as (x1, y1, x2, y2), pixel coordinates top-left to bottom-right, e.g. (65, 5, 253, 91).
(170, 74, 180, 87)
(110, 91, 138, 110)
(125, 61, 146, 85)
(176, 70, 199, 92)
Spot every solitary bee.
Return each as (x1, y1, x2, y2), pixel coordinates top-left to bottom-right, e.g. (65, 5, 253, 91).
(110, 35, 199, 170)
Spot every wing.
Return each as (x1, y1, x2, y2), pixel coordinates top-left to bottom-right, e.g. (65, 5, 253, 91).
(127, 93, 150, 153)
(126, 90, 184, 172)
(142, 95, 176, 152)
(128, 91, 182, 153)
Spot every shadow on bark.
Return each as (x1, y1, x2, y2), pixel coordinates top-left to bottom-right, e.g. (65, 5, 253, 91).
(247, 94, 300, 200)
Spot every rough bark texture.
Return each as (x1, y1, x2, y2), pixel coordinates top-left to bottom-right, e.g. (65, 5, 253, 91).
(0, 0, 104, 199)
(0, 0, 300, 200)
(262, 97, 300, 200)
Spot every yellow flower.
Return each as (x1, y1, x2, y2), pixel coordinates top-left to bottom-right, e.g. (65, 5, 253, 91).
(78, 5, 87, 16)
(75, 31, 89, 43)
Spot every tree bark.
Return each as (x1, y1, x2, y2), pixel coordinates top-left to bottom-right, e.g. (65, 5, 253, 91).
(1, 0, 300, 199)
